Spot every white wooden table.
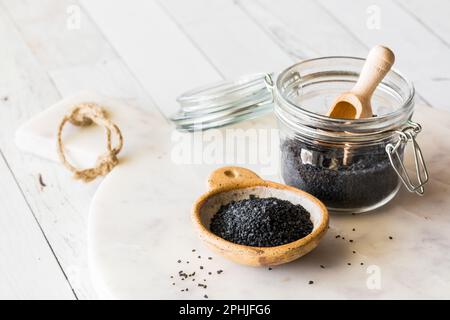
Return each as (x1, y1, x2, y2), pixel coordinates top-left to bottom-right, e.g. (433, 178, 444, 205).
(1, 0, 450, 299)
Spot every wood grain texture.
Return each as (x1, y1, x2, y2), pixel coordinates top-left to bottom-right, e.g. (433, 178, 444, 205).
(80, 0, 223, 118)
(397, 0, 450, 48)
(237, 0, 368, 59)
(317, 0, 450, 111)
(237, 0, 434, 108)
(0, 2, 85, 299)
(0, 0, 107, 299)
(0, 153, 74, 299)
(1, 0, 170, 299)
(160, 0, 292, 77)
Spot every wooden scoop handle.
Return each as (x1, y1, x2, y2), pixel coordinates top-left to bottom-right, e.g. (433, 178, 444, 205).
(352, 45, 395, 99)
(208, 166, 262, 190)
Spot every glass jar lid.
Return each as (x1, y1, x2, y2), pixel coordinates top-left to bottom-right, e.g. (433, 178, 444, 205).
(170, 73, 274, 131)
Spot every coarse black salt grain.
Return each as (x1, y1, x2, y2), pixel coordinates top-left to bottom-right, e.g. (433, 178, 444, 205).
(389, 236, 393, 240)
(204, 295, 208, 299)
(210, 196, 313, 247)
(320, 265, 325, 269)
(281, 138, 399, 209)
(309, 281, 314, 285)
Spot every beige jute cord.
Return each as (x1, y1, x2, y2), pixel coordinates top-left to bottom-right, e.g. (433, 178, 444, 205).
(57, 103, 123, 182)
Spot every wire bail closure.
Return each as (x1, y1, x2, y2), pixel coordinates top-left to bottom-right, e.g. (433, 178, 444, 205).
(263, 73, 274, 89)
(385, 121, 429, 195)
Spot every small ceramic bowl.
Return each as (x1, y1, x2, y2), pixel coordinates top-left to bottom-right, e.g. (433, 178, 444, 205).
(192, 166, 329, 266)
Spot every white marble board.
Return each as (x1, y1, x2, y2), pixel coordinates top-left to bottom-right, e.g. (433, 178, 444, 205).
(15, 92, 450, 299)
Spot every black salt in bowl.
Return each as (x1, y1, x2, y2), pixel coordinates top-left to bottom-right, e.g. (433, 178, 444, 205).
(192, 167, 328, 267)
(210, 195, 314, 247)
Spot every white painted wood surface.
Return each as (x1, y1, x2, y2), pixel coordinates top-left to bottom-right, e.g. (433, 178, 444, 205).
(0, 154, 74, 299)
(1, 0, 450, 299)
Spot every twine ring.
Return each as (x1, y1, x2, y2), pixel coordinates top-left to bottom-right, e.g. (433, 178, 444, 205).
(57, 103, 123, 182)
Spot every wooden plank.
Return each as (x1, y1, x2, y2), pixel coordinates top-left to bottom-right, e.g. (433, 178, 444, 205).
(80, 0, 223, 117)
(0, 153, 75, 299)
(237, 0, 368, 59)
(0, 0, 116, 71)
(0, 0, 100, 299)
(160, 0, 292, 78)
(237, 0, 434, 107)
(48, 58, 165, 117)
(162, 0, 435, 110)
(317, 0, 450, 111)
(2, 0, 172, 299)
(80, 0, 294, 117)
(398, 0, 450, 47)
(2, 0, 167, 116)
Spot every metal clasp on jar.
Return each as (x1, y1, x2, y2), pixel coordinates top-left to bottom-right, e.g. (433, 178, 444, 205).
(263, 73, 275, 100)
(385, 121, 429, 195)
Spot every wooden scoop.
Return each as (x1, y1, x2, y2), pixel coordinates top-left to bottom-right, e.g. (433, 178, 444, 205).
(192, 166, 328, 266)
(327, 45, 395, 119)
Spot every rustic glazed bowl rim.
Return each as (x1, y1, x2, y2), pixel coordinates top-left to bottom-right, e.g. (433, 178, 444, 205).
(192, 180, 329, 254)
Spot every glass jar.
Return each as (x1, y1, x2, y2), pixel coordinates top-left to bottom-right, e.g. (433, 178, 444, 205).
(274, 57, 427, 213)
(173, 56, 428, 213)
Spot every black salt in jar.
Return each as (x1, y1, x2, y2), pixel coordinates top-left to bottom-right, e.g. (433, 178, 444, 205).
(173, 57, 428, 213)
(280, 138, 400, 210)
(274, 57, 427, 213)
